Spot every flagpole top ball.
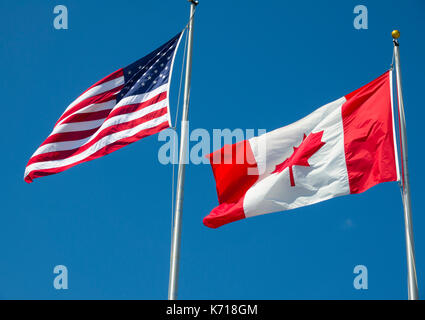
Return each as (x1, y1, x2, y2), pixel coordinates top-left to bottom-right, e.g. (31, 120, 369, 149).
(392, 30, 400, 39)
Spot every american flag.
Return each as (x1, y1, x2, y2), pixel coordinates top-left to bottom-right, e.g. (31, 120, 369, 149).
(24, 32, 183, 183)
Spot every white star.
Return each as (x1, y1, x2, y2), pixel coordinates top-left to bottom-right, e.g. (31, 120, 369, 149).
(141, 82, 145, 86)
(148, 76, 151, 80)
(160, 63, 164, 67)
(138, 66, 142, 69)
(154, 70, 158, 73)
(165, 66, 168, 70)
(153, 80, 157, 84)
(128, 71, 131, 75)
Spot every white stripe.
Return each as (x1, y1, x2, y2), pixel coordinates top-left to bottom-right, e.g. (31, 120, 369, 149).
(54, 100, 117, 130)
(53, 85, 168, 135)
(53, 118, 106, 134)
(117, 83, 168, 107)
(55, 78, 167, 131)
(31, 137, 91, 158)
(59, 76, 124, 117)
(86, 97, 168, 143)
(76, 99, 116, 114)
(25, 113, 169, 177)
(31, 98, 169, 157)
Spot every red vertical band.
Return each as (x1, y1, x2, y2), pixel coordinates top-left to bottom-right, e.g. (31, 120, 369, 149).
(342, 71, 398, 194)
(203, 140, 259, 228)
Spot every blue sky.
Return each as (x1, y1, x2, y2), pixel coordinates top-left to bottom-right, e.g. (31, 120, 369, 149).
(1, 0, 424, 299)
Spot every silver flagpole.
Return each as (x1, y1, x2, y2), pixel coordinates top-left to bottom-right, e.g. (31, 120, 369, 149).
(392, 30, 419, 300)
(168, 0, 198, 300)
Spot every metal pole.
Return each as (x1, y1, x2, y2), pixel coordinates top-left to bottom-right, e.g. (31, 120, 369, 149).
(168, 0, 198, 300)
(392, 30, 419, 300)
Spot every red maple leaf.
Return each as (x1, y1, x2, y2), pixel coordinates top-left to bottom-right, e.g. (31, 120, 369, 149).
(272, 131, 326, 187)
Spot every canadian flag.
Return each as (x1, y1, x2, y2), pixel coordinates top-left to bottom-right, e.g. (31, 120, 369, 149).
(204, 71, 400, 228)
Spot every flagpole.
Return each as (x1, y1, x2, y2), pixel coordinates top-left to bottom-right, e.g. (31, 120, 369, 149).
(392, 30, 419, 300)
(168, 0, 198, 300)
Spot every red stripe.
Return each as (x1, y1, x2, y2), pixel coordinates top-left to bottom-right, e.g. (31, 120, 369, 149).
(27, 107, 169, 166)
(59, 109, 112, 124)
(27, 149, 79, 167)
(80, 69, 124, 96)
(39, 92, 167, 147)
(342, 71, 398, 194)
(41, 127, 98, 146)
(55, 86, 123, 126)
(107, 91, 167, 119)
(203, 140, 259, 228)
(24, 121, 169, 183)
(58, 91, 166, 128)
(28, 129, 99, 166)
